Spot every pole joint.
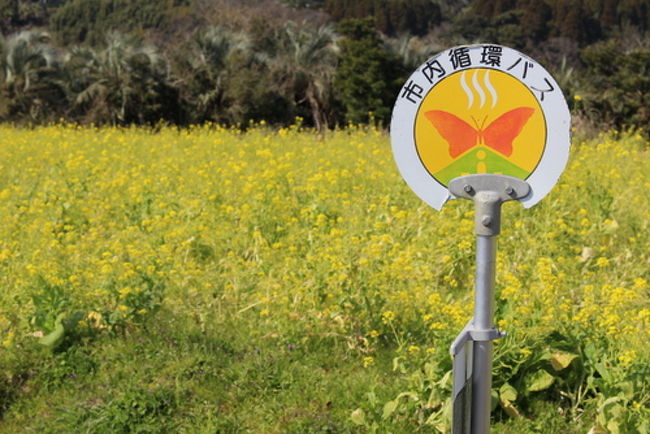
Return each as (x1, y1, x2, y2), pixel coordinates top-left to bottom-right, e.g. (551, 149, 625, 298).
(448, 174, 531, 236)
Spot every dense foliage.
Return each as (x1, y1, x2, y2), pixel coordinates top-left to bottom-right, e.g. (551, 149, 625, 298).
(334, 17, 405, 124)
(324, 0, 442, 36)
(0, 0, 647, 132)
(0, 125, 647, 431)
(50, 0, 192, 46)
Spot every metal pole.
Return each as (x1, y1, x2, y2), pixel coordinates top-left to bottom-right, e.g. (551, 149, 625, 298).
(448, 174, 531, 434)
(471, 235, 497, 433)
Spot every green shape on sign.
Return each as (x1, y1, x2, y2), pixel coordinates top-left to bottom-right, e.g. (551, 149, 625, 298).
(433, 147, 529, 185)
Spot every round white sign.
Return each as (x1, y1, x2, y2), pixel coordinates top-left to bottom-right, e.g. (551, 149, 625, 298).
(390, 44, 571, 210)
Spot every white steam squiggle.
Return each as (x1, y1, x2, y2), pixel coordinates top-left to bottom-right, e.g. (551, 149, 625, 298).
(472, 70, 486, 108)
(460, 71, 474, 109)
(484, 70, 497, 108)
(460, 70, 498, 109)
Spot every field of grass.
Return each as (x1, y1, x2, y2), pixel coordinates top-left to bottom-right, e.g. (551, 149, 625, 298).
(0, 124, 648, 432)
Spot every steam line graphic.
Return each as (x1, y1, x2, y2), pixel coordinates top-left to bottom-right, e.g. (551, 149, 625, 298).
(459, 70, 497, 109)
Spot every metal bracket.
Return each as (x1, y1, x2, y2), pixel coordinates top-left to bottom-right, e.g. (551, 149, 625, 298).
(450, 317, 507, 431)
(448, 174, 531, 236)
(450, 318, 506, 357)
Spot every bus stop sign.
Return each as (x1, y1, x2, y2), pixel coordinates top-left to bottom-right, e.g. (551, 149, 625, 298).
(390, 44, 571, 211)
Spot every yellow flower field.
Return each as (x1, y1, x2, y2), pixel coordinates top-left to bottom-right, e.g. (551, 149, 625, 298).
(0, 124, 648, 431)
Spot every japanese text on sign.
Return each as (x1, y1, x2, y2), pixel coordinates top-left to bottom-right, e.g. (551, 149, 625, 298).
(398, 44, 557, 105)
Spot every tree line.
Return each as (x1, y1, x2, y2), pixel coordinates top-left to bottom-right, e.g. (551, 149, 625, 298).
(0, 0, 647, 132)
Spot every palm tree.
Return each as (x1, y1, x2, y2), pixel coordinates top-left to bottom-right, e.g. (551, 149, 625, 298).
(272, 22, 339, 130)
(64, 32, 178, 125)
(384, 34, 442, 71)
(0, 30, 65, 122)
(180, 25, 251, 123)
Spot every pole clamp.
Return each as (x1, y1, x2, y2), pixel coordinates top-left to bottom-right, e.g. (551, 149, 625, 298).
(450, 319, 506, 356)
(469, 328, 505, 342)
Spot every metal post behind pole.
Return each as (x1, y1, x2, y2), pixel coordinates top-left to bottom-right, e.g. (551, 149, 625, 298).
(448, 174, 530, 434)
(472, 235, 497, 433)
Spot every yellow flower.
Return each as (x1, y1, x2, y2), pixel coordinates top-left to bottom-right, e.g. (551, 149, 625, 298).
(87, 311, 105, 328)
(0, 248, 11, 261)
(407, 345, 420, 354)
(118, 287, 132, 298)
(381, 311, 395, 323)
(2, 331, 15, 348)
(618, 350, 636, 366)
(595, 257, 610, 268)
(362, 356, 375, 368)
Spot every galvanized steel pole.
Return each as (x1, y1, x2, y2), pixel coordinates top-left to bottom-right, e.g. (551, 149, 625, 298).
(472, 235, 497, 433)
(448, 174, 531, 434)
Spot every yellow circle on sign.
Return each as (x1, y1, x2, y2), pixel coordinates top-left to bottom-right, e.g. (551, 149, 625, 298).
(414, 68, 545, 186)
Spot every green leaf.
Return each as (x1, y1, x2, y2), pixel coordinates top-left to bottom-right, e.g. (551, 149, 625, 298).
(550, 351, 578, 371)
(525, 369, 555, 393)
(490, 389, 499, 412)
(392, 356, 405, 373)
(38, 313, 65, 350)
(598, 396, 624, 413)
(366, 391, 377, 407)
(382, 399, 399, 419)
(395, 391, 419, 401)
(424, 362, 436, 381)
(440, 370, 452, 389)
(607, 418, 621, 434)
(584, 341, 598, 361)
(537, 351, 552, 361)
(499, 382, 518, 402)
(618, 381, 634, 399)
(497, 379, 520, 417)
(595, 362, 612, 382)
(350, 408, 366, 426)
(501, 399, 521, 418)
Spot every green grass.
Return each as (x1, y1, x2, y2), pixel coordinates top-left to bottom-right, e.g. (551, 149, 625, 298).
(0, 311, 601, 433)
(1, 311, 407, 433)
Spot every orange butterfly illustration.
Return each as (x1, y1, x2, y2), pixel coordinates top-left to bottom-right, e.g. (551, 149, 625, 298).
(424, 107, 534, 158)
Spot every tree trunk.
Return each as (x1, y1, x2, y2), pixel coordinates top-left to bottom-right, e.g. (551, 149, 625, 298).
(306, 85, 327, 131)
